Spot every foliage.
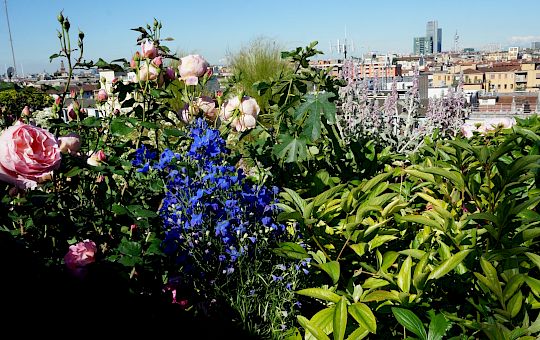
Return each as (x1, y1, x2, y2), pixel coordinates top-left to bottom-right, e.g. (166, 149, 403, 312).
(227, 37, 292, 114)
(0, 87, 53, 128)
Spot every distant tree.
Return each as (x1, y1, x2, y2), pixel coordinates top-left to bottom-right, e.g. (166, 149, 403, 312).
(0, 85, 53, 127)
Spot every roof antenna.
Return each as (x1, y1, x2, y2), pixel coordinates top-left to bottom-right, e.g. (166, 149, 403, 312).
(4, 0, 17, 78)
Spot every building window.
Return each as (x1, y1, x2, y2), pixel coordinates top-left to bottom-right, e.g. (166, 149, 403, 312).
(498, 84, 501, 89)
(504, 74, 507, 79)
(536, 73, 540, 79)
(498, 74, 501, 79)
(504, 84, 507, 89)
(511, 84, 513, 89)
(490, 74, 495, 79)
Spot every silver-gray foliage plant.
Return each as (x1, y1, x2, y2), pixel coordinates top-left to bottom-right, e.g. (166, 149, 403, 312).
(337, 60, 469, 155)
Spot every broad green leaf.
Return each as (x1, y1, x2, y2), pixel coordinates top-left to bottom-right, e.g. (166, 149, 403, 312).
(111, 204, 128, 215)
(480, 257, 503, 302)
(298, 315, 331, 340)
(427, 249, 472, 281)
(404, 169, 435, 183)
(64, 167, 83, 177)
(397, 256, 412, 293)
(413, 252, 431, 290)
(350, 243, 367, 257)
(391, 307, 427, 340)
(399, 249, 426, 260)
(348, 303, 377, 334)
(427, 314, 451, 340)
(507, 290, 523, 318)
(313, 184, 346, 208)
(511, 196, 540, 216)
(398, 215, 442, 230)
(319, 261, 340, 284)
(110, 118, 134, 136)
(362, 290, 399, 302)
(333, 296, 347, 340)
(525, 276, 540, 297)
(273, 134, 308, 163)
(296, 288, 341, 303)
(507, 155, 540, 180)
(380, 251, 400, 272)
(274, 242, 309, 260)
(307, 307, 335, 340)
(356, 172, 392, 195)
(422, 167, 465, 190)
(282, 188, 307, 213)
(368, 235, 397, 251)
(345, 326, 369, 340)
(523, 227, 540, 241)
(503, 274, 525, 301)
(362, 278, 389, 290)
(295, 92, 336, 141)
(525, 252, 540, 272)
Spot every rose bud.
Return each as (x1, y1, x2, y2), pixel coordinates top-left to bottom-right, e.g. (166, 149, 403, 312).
(58, 133, 81, 155)
(97, 89, 108, 102)
(21, 106, 31, 116)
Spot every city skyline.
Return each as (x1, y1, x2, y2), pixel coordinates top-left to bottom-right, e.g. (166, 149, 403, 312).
(1, 0, 540, 74)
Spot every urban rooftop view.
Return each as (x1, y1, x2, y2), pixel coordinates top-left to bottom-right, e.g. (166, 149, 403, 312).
(1, 1, 540, 339)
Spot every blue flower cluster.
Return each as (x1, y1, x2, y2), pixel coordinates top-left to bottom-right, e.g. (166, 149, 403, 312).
(133, 118, 287, 276)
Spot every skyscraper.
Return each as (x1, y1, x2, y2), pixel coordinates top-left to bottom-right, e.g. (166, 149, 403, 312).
(426, 21, 442, 53)
(413, 37, 432, 55)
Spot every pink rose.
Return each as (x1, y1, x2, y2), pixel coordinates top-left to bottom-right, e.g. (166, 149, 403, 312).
(152, 56, 163, 67)
(196, 96, 218, 121)
(58, 132, 81, 155)
(219, 96, 241, 121)
(138, 62, 159, 81)
(87, 150, 106, 166)
(178, 55, 209, 85)
(96, 89, 108, 102)
(0, 122, 61, 189)
(219, 96, 259, 132)
(141, 39, 158, 59)
(64, 239, 97, 272)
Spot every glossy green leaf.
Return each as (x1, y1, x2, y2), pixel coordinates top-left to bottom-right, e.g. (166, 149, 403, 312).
(348, 303, 377, 334)
(319, 261, 340, 284)
(273, 134, 308, 163)
(507, 290, 523, 318)
(398, 215, 442, 229)
(525, 252, 540, 272)
(298, 315, 331, 340)
(480, 257, 503, 302)
(525, 276, 540, 297)
(427, 314, 451, 340)
(345, 326, 369, 340)
(333, 296, 347, 340)
(368, 235, 397, 251)
(391, 307, 427, 340)
(397, 256, 412, 293)
(362, 278, 390, 290)
(307, 307, 335, 340)
(296, 288, 341, 303)
(362, 290, 399, 302)
(427, 249, 472, 281)
(503, 274, 525, 302)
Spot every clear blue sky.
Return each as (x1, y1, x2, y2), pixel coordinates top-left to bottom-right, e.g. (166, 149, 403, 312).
(1, 0, 539, 74)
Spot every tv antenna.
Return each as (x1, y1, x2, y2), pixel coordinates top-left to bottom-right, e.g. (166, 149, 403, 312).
(330, 26, 355, 59)
(4, 0, 16, 78)
(454, 30, 460, 53)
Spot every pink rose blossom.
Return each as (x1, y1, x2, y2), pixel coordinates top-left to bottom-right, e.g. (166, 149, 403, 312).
(0, 122, 61, 189)
(141, 39, 158, 59)
(152, 56, 163, 67)
(178, 55, 209, 85)
(196, 96, 218, 121)
(58, 133, 81, 155)
(138, 62, 159, 81)
(96, 89, 108, 102)
(219, 96, 241, 121)
(87, 150, 106, 166)
(64, 240, 97, 274)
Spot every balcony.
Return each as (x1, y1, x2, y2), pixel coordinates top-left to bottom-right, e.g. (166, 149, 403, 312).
(515, 75, 527, 83)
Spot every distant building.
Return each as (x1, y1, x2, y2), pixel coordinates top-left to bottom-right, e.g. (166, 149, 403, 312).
(531, 42, 540, 50)
(413, 20, 442, 54)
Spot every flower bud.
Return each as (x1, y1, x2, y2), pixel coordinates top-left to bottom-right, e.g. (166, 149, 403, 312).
(58, 133, 81, 155)
(78, 30, 84, 40)
(97, 89, 108, 102)
(57, 12, 64, 23)
(21, 106, 31, 116)
(63, 18, 70, 31)
(165, 67, 176, 80)
(152, 56, 163, 67)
